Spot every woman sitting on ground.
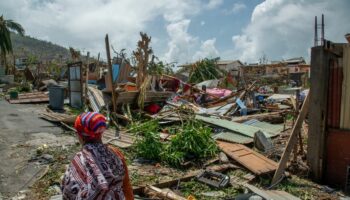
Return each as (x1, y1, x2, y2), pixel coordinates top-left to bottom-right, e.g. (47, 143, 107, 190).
(61, 112, 134, 200)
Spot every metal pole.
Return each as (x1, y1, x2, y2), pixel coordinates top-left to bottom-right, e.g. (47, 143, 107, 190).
(314, 16, 318, 47)
(321, 14, 325, 46)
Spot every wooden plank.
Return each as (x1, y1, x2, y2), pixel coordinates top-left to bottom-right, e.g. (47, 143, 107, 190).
(217, 141, 277, 175)
(231, 111, 284, 123)
(9, 97, 49, 104)
(105, 34, 117, 112)
(271, 92, 310, 185)
(103, 130, 135, 148)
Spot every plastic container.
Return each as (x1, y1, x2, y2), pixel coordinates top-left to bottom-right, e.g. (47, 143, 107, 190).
(9, 91, 18, 99)
(48, 85, 64, 110)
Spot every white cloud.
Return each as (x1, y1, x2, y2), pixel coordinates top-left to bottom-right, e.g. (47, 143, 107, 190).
(201, 21, 206, 26)
(164, 20, 197, 63)
(205, 0, 224, 10)
(232, 2, 247, 14)
(193, 38, 219, 60)
(232, 0, 350, 63)
(0, 0, 202, 61)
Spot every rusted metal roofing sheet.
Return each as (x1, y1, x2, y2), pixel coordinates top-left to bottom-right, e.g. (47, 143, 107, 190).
(327, 58, 342, 128)
(212, 132, 253, 144)
(217, 141, 277, 175)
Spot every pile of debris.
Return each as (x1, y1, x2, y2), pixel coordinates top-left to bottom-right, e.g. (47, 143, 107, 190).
(1, 32, 343, 200)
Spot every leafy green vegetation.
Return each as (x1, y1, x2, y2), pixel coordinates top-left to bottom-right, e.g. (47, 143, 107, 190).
(135, 131, 163, 161)
(148, 59, 175, 75)
(162, 120, 218, 167)
(132, 119, 218, 167)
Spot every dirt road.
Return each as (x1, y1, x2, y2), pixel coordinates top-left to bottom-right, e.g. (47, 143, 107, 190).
(0, 100, 75, 199)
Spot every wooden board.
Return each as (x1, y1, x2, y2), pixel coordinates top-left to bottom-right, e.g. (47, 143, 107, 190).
(103, 130, 135, 148)
(115, 91, 173, 105)
(271, 92, 309, 185)
(217, 141, 277, 175)
(9, 96, 49, 104)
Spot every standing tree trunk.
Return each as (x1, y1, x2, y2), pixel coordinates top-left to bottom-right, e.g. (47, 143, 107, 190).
(133, 32, 152, 89)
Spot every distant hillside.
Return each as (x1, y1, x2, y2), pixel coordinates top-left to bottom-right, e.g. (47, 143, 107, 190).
(10, 32, 70, 62)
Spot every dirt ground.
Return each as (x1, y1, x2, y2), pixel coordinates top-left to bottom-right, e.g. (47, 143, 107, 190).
(0, 100, 76, 199)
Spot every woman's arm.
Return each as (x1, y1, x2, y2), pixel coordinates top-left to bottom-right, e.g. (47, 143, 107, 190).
(109, 146, 134, 200)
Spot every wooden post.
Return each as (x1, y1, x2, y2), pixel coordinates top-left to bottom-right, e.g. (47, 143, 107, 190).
(105, 34, 117, 112)
(307, 46, 331, 181)
(85, 52, 90, 109)
(271, 92, 310, 185)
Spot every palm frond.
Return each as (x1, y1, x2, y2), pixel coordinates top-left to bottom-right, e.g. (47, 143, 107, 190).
(5, 20, 25, 36)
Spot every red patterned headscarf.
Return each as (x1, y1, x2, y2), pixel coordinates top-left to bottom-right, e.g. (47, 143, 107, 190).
(74, 112, 107, 141)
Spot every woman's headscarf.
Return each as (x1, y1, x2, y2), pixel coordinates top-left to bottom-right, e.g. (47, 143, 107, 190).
(74, 112, 107, 142)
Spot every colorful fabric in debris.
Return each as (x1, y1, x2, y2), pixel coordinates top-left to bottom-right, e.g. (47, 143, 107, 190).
(61, 143, 134, 199)
(74, 112, 107, 141)
(206, 88, 232, 98)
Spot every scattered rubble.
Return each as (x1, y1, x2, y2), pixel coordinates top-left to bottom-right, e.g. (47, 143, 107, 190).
(0, 25, 349, 200)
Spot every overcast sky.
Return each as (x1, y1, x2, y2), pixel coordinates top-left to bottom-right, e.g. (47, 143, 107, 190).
(1, 0, 349, 64)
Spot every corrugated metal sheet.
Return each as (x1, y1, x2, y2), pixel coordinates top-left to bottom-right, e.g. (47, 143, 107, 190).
(212, 132, 253, 144)
(244, 183, 300, 200)
(243, 119, 283, 136)
(327, 58, 342, 128)
(217, 141, 277, 175)
(196, 115, 275, 138)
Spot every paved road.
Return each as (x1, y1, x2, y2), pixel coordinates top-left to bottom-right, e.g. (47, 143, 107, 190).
(0, 100, 75, 198)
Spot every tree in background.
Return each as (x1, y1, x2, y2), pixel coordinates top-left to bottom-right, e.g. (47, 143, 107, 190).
(179, 57, 223, 84)
(0, 15, 25, 74)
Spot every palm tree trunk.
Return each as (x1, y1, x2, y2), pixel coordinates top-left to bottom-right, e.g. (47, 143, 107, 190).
(0, 51, 6, 74)
(2, 53, 9, 75)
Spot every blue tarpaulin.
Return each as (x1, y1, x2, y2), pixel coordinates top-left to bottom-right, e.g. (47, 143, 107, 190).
(112, 64, 120, 82)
